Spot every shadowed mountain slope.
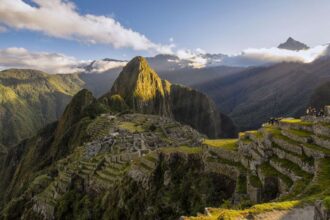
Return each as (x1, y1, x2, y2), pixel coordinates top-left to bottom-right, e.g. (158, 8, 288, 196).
(195, 58, 330, 131)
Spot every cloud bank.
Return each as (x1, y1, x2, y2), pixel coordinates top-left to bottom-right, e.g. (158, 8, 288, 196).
(0, 0, 173, 54)
(173, 44, 330, 68)
(0, 47, 87, 73)
(87, 59, 127, 73)
(223, 44, 330, 67)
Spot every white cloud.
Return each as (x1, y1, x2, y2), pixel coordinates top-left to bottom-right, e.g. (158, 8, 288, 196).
(88, 59, 127, 73)
(0, 0, 173, 54)
(176, 49, 208, 68)
(170, 44, 330, 69)
(0, 47, 88, 73)
(221, 45, 330, 67)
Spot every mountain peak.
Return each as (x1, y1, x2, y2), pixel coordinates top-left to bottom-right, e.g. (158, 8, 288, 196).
(278, 37, 309, 51)
(108, 56, 171, 115)
(126, 56, 150, 73)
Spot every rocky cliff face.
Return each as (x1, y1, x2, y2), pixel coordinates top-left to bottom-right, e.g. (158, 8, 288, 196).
(104, 56, 236, 138)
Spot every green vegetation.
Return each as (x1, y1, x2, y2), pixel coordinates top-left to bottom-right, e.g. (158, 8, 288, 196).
(301, 159, 330, 202)
(159, 146, 202, 154)
(249, 175, 262, 188)
(0, 69, 85, 146)
(259, 163, 293, 187)
(247, 130, 263, 140)
(323, 197, 330, 210)
(280, 118, 312, 126)
(118, 121, 144, 133)
(203, 139, 238, 151)
(303, 143, 330, 155)
(287, 129, 312, 137)
(144, 153, 158, 163)
(271, 157, 312, 179)
(107, 94, 128, 112)
(186, 200, 300, 220)
(236, 174, 247, 194)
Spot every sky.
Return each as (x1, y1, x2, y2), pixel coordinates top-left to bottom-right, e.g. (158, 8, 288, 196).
(0, 0, 329, 73)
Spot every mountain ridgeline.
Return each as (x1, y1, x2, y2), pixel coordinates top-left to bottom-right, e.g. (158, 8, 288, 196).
(0, 69, 85, 147)
(102, 56, 236, 138)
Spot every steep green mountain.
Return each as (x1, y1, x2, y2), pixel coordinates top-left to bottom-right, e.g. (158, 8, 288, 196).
(0, 69, 85, 147)
(103, 56, 236, 138)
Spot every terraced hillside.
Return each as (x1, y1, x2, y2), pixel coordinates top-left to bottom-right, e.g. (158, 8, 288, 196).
(185, 108, 330, 220)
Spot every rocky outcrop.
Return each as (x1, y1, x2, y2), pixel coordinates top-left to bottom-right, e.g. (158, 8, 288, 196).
(103, 56, 236, 138)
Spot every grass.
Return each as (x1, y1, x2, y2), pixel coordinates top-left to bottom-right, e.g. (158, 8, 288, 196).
(240, 138, 253, 144)
(271, 157, 312, 179)
(203, 139, 238, 151)
(185, 200, 300, 220)
(118, 121, 144, 133)
(300, 158, 330, 202)
(206, 157, 246, 172)
(302, 142, 330, 155)
(247, 130, 263, 139)
(287, 129, 312, 137)
(272, 142, 314, 166)
(259, 163, 293, 187)
(144, 153, 158, 163)
(159, 146, 202, 154)
(323, 197, 330, 210)
(280, 118, 313, 126)
(264, 127, 282, 136)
